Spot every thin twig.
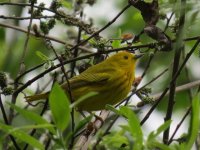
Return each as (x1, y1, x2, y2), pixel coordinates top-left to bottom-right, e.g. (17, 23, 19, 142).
(152, 80, 200, 99)
(0, 15, 57, 20)
(164, 12, 174, 32)
(168, 107, 191, 144)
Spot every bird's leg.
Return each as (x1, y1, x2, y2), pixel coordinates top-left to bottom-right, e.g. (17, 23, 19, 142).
(94, 115, 104, 125)
(80, 111, 98, 130)
(85, 111, 104, 134)
(84, 121, 96, 136)
(88, 111, 104, 126)
(78, 111, 105, 135)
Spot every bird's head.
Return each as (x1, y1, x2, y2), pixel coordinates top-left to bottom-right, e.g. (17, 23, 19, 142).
(108, 51, 143, 69)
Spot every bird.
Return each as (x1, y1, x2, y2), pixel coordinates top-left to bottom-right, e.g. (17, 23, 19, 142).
(25, 51, 143, 111)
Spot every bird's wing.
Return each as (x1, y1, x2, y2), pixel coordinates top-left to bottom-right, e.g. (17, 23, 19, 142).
(61, 72, 111, 90)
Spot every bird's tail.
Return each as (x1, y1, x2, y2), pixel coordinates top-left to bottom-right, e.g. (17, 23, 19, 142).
(25, 92, 49, 102)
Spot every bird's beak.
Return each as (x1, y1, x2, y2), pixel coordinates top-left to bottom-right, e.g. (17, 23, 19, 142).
(134, 53, 144, 59)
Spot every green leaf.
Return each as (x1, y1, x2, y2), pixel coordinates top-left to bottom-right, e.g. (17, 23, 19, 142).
(111, 40, 121, 48)
(35, 51, 49, 61)
(150, 141, 171, 150)
(181, 94, 200, 149)
(8, 103, 55, 134)
(7, 124, 54, 132)
(119, 106, 143, 150)
(0, 122, 44, 150)
(101, 130, 129, 149)
(61, 0, 72, 8)
(112, 29, 121, 48)
(49, 82, 71, 131)
(117, 28, 122, 37)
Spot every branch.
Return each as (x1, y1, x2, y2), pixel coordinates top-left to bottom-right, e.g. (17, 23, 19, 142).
(164, 12, 174, 32)
(0, 15, 56, 20)
(163, 0, 186, 143)
(0, 22, 91, 53)
(152, 80, 200, 99)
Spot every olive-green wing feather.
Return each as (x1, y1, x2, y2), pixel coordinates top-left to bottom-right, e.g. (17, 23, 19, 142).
(25, 92, 49, 102)
(61, 72, 111, 90)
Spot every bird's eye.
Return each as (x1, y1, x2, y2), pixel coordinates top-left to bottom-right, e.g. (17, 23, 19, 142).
(124, 55, 128, 60)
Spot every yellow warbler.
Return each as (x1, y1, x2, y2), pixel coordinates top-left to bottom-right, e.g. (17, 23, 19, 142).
(26, 51, 143, 111)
